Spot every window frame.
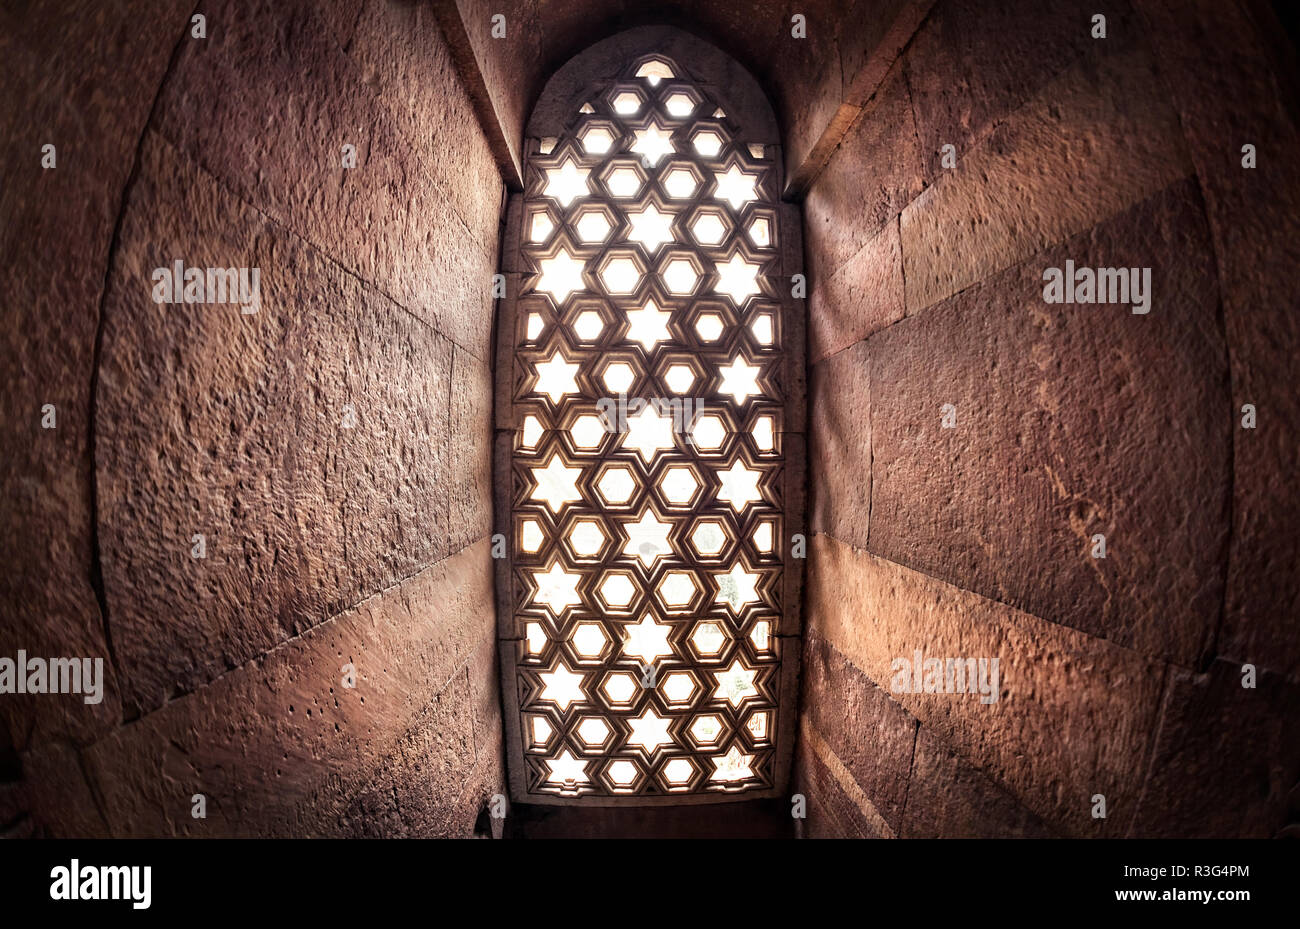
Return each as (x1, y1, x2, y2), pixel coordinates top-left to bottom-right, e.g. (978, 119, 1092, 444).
(493, 29, 806, 806)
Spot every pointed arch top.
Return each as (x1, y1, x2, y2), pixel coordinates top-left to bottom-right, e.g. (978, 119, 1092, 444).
(527, 26, 780, 149)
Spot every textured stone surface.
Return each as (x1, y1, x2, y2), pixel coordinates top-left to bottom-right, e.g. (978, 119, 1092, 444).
(0, 0, 191, 753)
(900, 43, 1192, 315)
(1127, 659, 1300, 838)
(153, 0, 500, 357)
(905, 0, 1138, 185)
(79, 541, 496, 837)
(348, 0, 505, 252)
(97, 131, 455, 714)
(1136, 0, 1300, 680)
(808, 215, 903, 363)
(794, 722, 892, 838)
(901, 726, 1054, 838)
(807, 534, 1166, 836)
(450, 348, 495, 554)
(800, 633, 915, 832)
(808, 342, 871, 547)
(871, 182, 1228, 666)
(804, 67, 924, 288)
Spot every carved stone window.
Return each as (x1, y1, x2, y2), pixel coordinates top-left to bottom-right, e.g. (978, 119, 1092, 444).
(494, 30, 805, 805)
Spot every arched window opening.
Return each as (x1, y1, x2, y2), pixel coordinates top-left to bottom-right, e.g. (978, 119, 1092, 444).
(495, 33, 804, 804)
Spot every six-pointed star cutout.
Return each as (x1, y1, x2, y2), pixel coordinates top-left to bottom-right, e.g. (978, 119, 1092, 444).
(532, 562, 582, 614)
(622, 614, 675, 664)
(716, 459, 763, 510)
(624, 299, 672, 350)
(716, 562, 761, 612)
(626, 707, 676, 753)
(539, 664, 586, 711)
(543, 159, 591, 206)
(714, 254, 762, 304)
(713, 659, 759, 706)
(630, 121, 676, 166)
(621, 402, 677, 461)
(545, 749, 591, 784)
(710, 744, 755, 782)
(627, 204, 675, 253)
(529, 454, 582, 512)
(712, 164, 759, 210)
(717, 356, 762, 404)
(532, 351, 580, 403)
(535, 248, 587, 304)
(621, 509, 672, 565)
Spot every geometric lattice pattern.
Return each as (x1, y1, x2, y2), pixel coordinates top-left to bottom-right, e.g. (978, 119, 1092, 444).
(508, 55, 787, 799)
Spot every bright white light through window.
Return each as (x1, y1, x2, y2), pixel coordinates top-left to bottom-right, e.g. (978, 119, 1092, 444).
(510, 53, 792, 801)
(544, 159, 591, 206)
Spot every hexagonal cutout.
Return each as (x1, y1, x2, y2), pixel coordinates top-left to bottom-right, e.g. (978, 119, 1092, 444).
(634, 57, 676, 85)
(598, 358, 639, 395)
(579, 121, 619, 156)
(659, 671, 699, 707)
(662, 89, 699, 118)
(594, 462, 639, 506)
(656, 570, 699, 611)
(603, 758, 643, 791)
(564, 517, 608, 558)
(528, 714, 555, 749)
(600, 670, 640, 707)
(656, 464, 701, 506)
(659, 161, 703, 199)
(690, 621, 728, 658)
(573, 205, 616, 244)
(689, 714, 725, 746)
(567, 413, 608, 452)
(691, 127, 726, 158)
(659, 254, 701, 295)
(600, 160, 647, 199)
(661, 757, 698, 788)
(574, 715, 613, 750)
(689, 412, 730, 452)
(595, 252, 642, 292)
(597, 252, 644, 294)
(526, 208, 557, 245)
(596, 570, 639, 611)
(689, 206, 731, 246)
(570, 621, 609, 659)
(694, 312, 725, 343)
(689, 519, 730, 558)
(571, 310, 605, 342)
(609, 88, 645, 115)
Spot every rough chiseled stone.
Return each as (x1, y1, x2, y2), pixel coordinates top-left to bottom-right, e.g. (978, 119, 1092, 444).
(97, 130, 457, 714)
(800, 632, 915, 832)
(808, 215, 903, 363)
(900, 43, 1192, 315)
(793, 726, 890, 839)
(153, 0, 499, 357)
(807, 533, 1165, 837)
(450, 348, 494, 554)
(872, 181, 1228, 667)
(808, 341, 871, 548)
(804, 67, 924, 286)
(1135, 0, 1300, 680)
(0, 1, 191, 753)
(1127, 659, 1300, 838)
(904, 0, 1140, 185)
(80, 540, 495, 837)
(902, 725, 1055, 838)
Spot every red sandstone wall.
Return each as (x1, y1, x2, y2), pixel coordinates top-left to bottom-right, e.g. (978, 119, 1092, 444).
(1, 0, 505, 837)
(796, 0, 1300, 838)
